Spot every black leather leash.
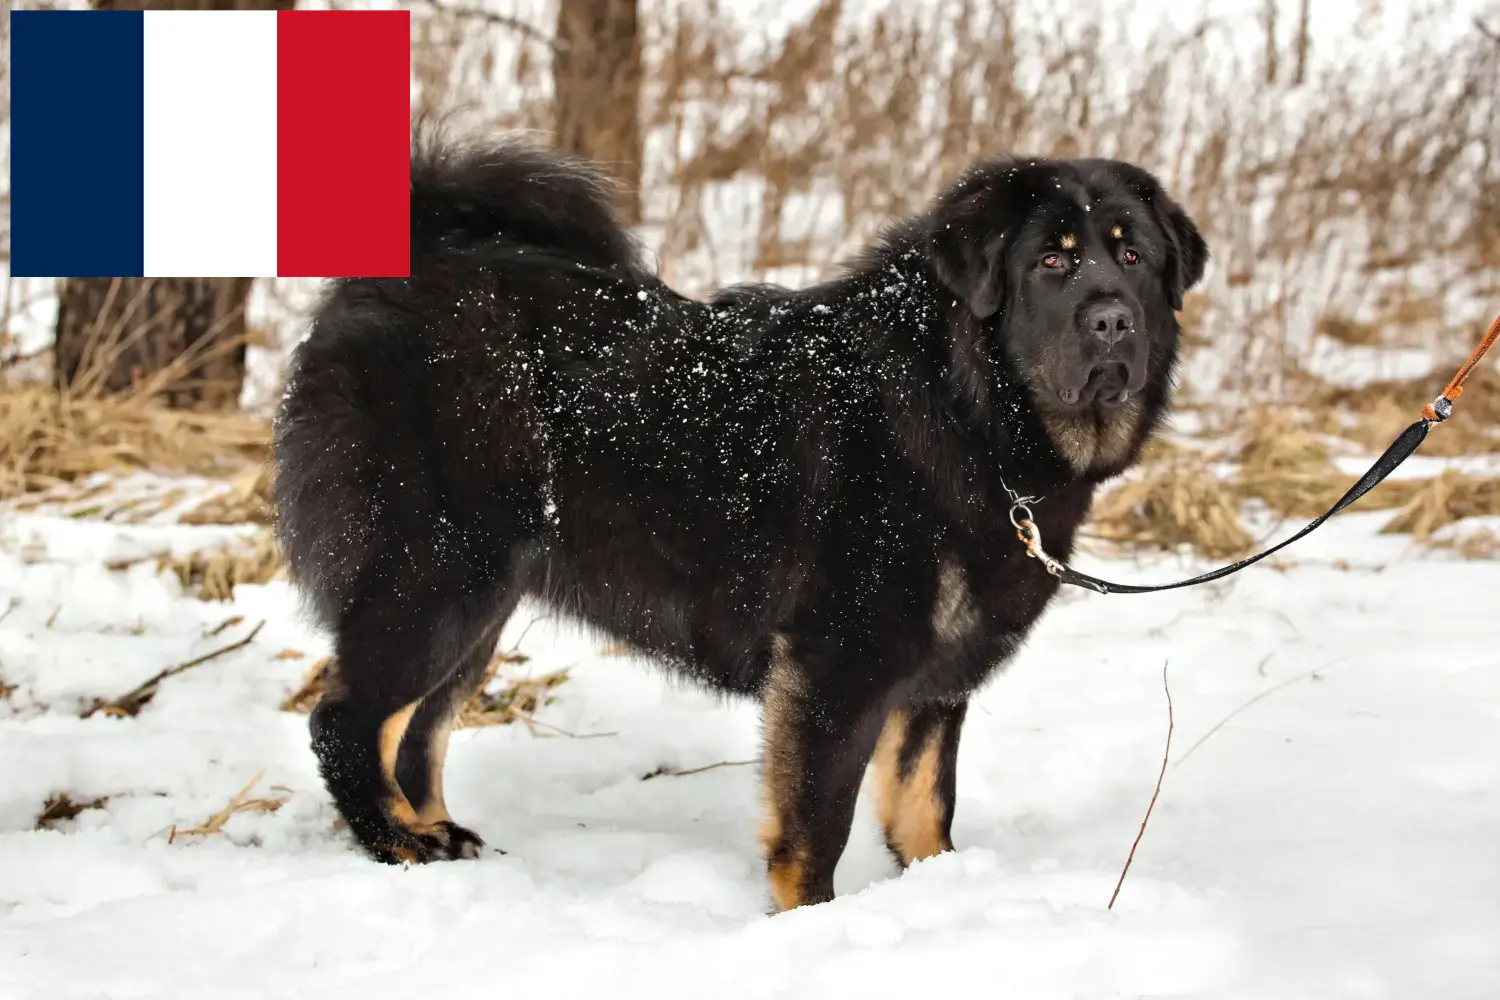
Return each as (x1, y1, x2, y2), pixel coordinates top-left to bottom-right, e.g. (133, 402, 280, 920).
(1011, 312, 1500, 596)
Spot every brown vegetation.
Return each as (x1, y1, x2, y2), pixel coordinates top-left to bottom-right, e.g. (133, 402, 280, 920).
(0, 385, 268, 500)
(279, 650, 570, 730)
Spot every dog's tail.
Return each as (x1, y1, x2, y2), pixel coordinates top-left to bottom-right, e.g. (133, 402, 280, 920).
(275, 134, 653, 628)
(408, 131, 645, 274)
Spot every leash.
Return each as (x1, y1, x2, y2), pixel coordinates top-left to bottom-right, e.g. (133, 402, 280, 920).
(1012, 311, 1500, 596)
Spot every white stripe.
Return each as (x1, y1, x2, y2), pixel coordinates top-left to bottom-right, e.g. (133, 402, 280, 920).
(143, 11, 278, 277)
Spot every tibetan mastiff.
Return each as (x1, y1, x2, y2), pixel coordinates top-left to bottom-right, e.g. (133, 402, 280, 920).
(273, 133, 1206, 911)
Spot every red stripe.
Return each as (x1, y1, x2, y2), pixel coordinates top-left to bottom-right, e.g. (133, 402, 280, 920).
(277, 10, 409, 278)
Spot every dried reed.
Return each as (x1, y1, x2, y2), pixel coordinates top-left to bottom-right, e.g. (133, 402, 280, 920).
(1088, 441, 1253, 558)
(1378, 471, 1500, 541)
(279, 648, 567, 730)
(0, 384, 269, 500)
(162, 532, 282, 602)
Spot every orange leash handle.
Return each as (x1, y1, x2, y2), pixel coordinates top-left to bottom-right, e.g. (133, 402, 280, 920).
(1422, 311, 1500, 423)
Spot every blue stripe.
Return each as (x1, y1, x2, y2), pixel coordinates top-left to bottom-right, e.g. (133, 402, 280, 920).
(11, 11, 145, 278)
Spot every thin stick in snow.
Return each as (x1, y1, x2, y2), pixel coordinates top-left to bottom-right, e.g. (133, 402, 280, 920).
(1109, 661, 1173, 911)
(640, 759, 759, 781)
(205, 614, 245, 638)
(523, 717, 618, 740)
(1175, 662, 1333, 767)
(168, 770, 287, 844)
(85, 620, 265, 718)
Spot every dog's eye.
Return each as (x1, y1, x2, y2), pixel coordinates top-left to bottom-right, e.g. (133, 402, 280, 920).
(1122, 248, 1140, 265)
(1041, 253, 1064, 269)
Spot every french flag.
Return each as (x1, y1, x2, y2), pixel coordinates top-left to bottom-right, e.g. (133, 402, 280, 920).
(10, 9, 411, 279)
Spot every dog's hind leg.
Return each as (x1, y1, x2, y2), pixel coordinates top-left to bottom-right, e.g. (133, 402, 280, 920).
(758, 635, 889, 912)
(393, 594, 519, 855)
(869, 700, 967, 868)
(310, 566, 514, 864)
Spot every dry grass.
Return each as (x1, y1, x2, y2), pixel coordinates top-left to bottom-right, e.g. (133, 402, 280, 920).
(279, 648, 568, 730)
(162, 532, 283, 602)
(1233, 408, 1350, 519)
(0, 384, 269, 501)
(1378, 471, 1500, 542)
(1, 271, 270, 500)
(1093, 447, 1500, 560)
(0, 320, 282, 598)
(36, 793, 110, 830)
(1427, 527, 1500, 560)
(1089, 398, 1500, 559)
(458, 665, 570, 729)
(167, 770, 288, 844)
(1316, 315, 1386, 348)
(1306, 364, 1500, 458)
(180, 463, 273, 526)
(1088, 440, 1253, 559)
(280, 656, 333, 714)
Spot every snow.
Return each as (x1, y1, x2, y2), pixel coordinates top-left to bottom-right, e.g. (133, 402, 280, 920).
(2, 489, 1498, 998)
(1305, 336, 1441, 389)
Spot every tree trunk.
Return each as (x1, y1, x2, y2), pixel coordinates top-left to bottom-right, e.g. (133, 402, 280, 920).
(553, 0, 643, 224)
(54, 278, 255, 408)
(1293, 0, 1312, 86)
(53, 0, 292, 408)
(1261, 0, 1279, 85)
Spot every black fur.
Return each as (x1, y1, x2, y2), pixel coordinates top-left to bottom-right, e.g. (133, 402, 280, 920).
(273, 133, 1206, 903)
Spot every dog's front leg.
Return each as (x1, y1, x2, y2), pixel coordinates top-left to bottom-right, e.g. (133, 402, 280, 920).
(758, 634, 887, 912)
(870, 700, 967, 867)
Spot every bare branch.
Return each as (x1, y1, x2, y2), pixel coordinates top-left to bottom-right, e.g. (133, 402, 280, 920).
(1109, 661, 1173, 910)
(640, 759, 758, 780)
(1174, 661, 1340, 767)
(85, 620, 265, 718)
(408, 0, 566, 52)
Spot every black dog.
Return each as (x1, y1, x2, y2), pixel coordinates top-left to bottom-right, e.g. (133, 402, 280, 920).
(273, 134, 1206, 911)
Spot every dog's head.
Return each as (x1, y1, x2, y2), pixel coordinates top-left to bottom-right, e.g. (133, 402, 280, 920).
(926, 157, 1206, 473)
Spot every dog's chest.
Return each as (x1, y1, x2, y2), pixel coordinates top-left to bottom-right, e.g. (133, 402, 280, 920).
(930, 559, 983, 644)
(908, 554, 1060, 701)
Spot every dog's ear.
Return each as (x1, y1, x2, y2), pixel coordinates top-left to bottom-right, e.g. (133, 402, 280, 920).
(1151, 192, 1208, 311)
(928, 178, 1010, 319)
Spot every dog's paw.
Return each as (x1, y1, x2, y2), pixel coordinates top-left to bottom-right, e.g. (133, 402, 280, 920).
(371, 821, 486, 864)
(430, 820, 485, 860)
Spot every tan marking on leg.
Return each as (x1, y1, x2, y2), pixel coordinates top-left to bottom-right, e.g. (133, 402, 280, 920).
(414, 717, 455, 827)
(767, 845, 809, 913)
(872, 709, 951, 865)
(931, 560, 980, 644)
(378, 702, 425, 831)
(760, 634, 811, 911)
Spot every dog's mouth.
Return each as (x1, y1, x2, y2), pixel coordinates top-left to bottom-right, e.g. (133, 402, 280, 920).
(1055, 361, 1135, 410)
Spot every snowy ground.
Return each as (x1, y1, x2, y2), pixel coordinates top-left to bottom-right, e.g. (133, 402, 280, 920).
(1, 488, 1498, 999)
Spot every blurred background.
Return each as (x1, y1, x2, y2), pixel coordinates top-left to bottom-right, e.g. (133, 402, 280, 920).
(2, 0, 1499, 578)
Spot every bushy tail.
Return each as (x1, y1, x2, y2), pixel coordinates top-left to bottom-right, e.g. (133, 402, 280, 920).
(409, 129, 646, 274)
(275, 131, 650, 627)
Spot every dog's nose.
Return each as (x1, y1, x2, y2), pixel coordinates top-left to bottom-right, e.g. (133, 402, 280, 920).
(1083, 302, 1134, 346)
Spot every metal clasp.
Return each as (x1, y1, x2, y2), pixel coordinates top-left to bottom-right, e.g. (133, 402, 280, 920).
(1009, 502, 1065, 577)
